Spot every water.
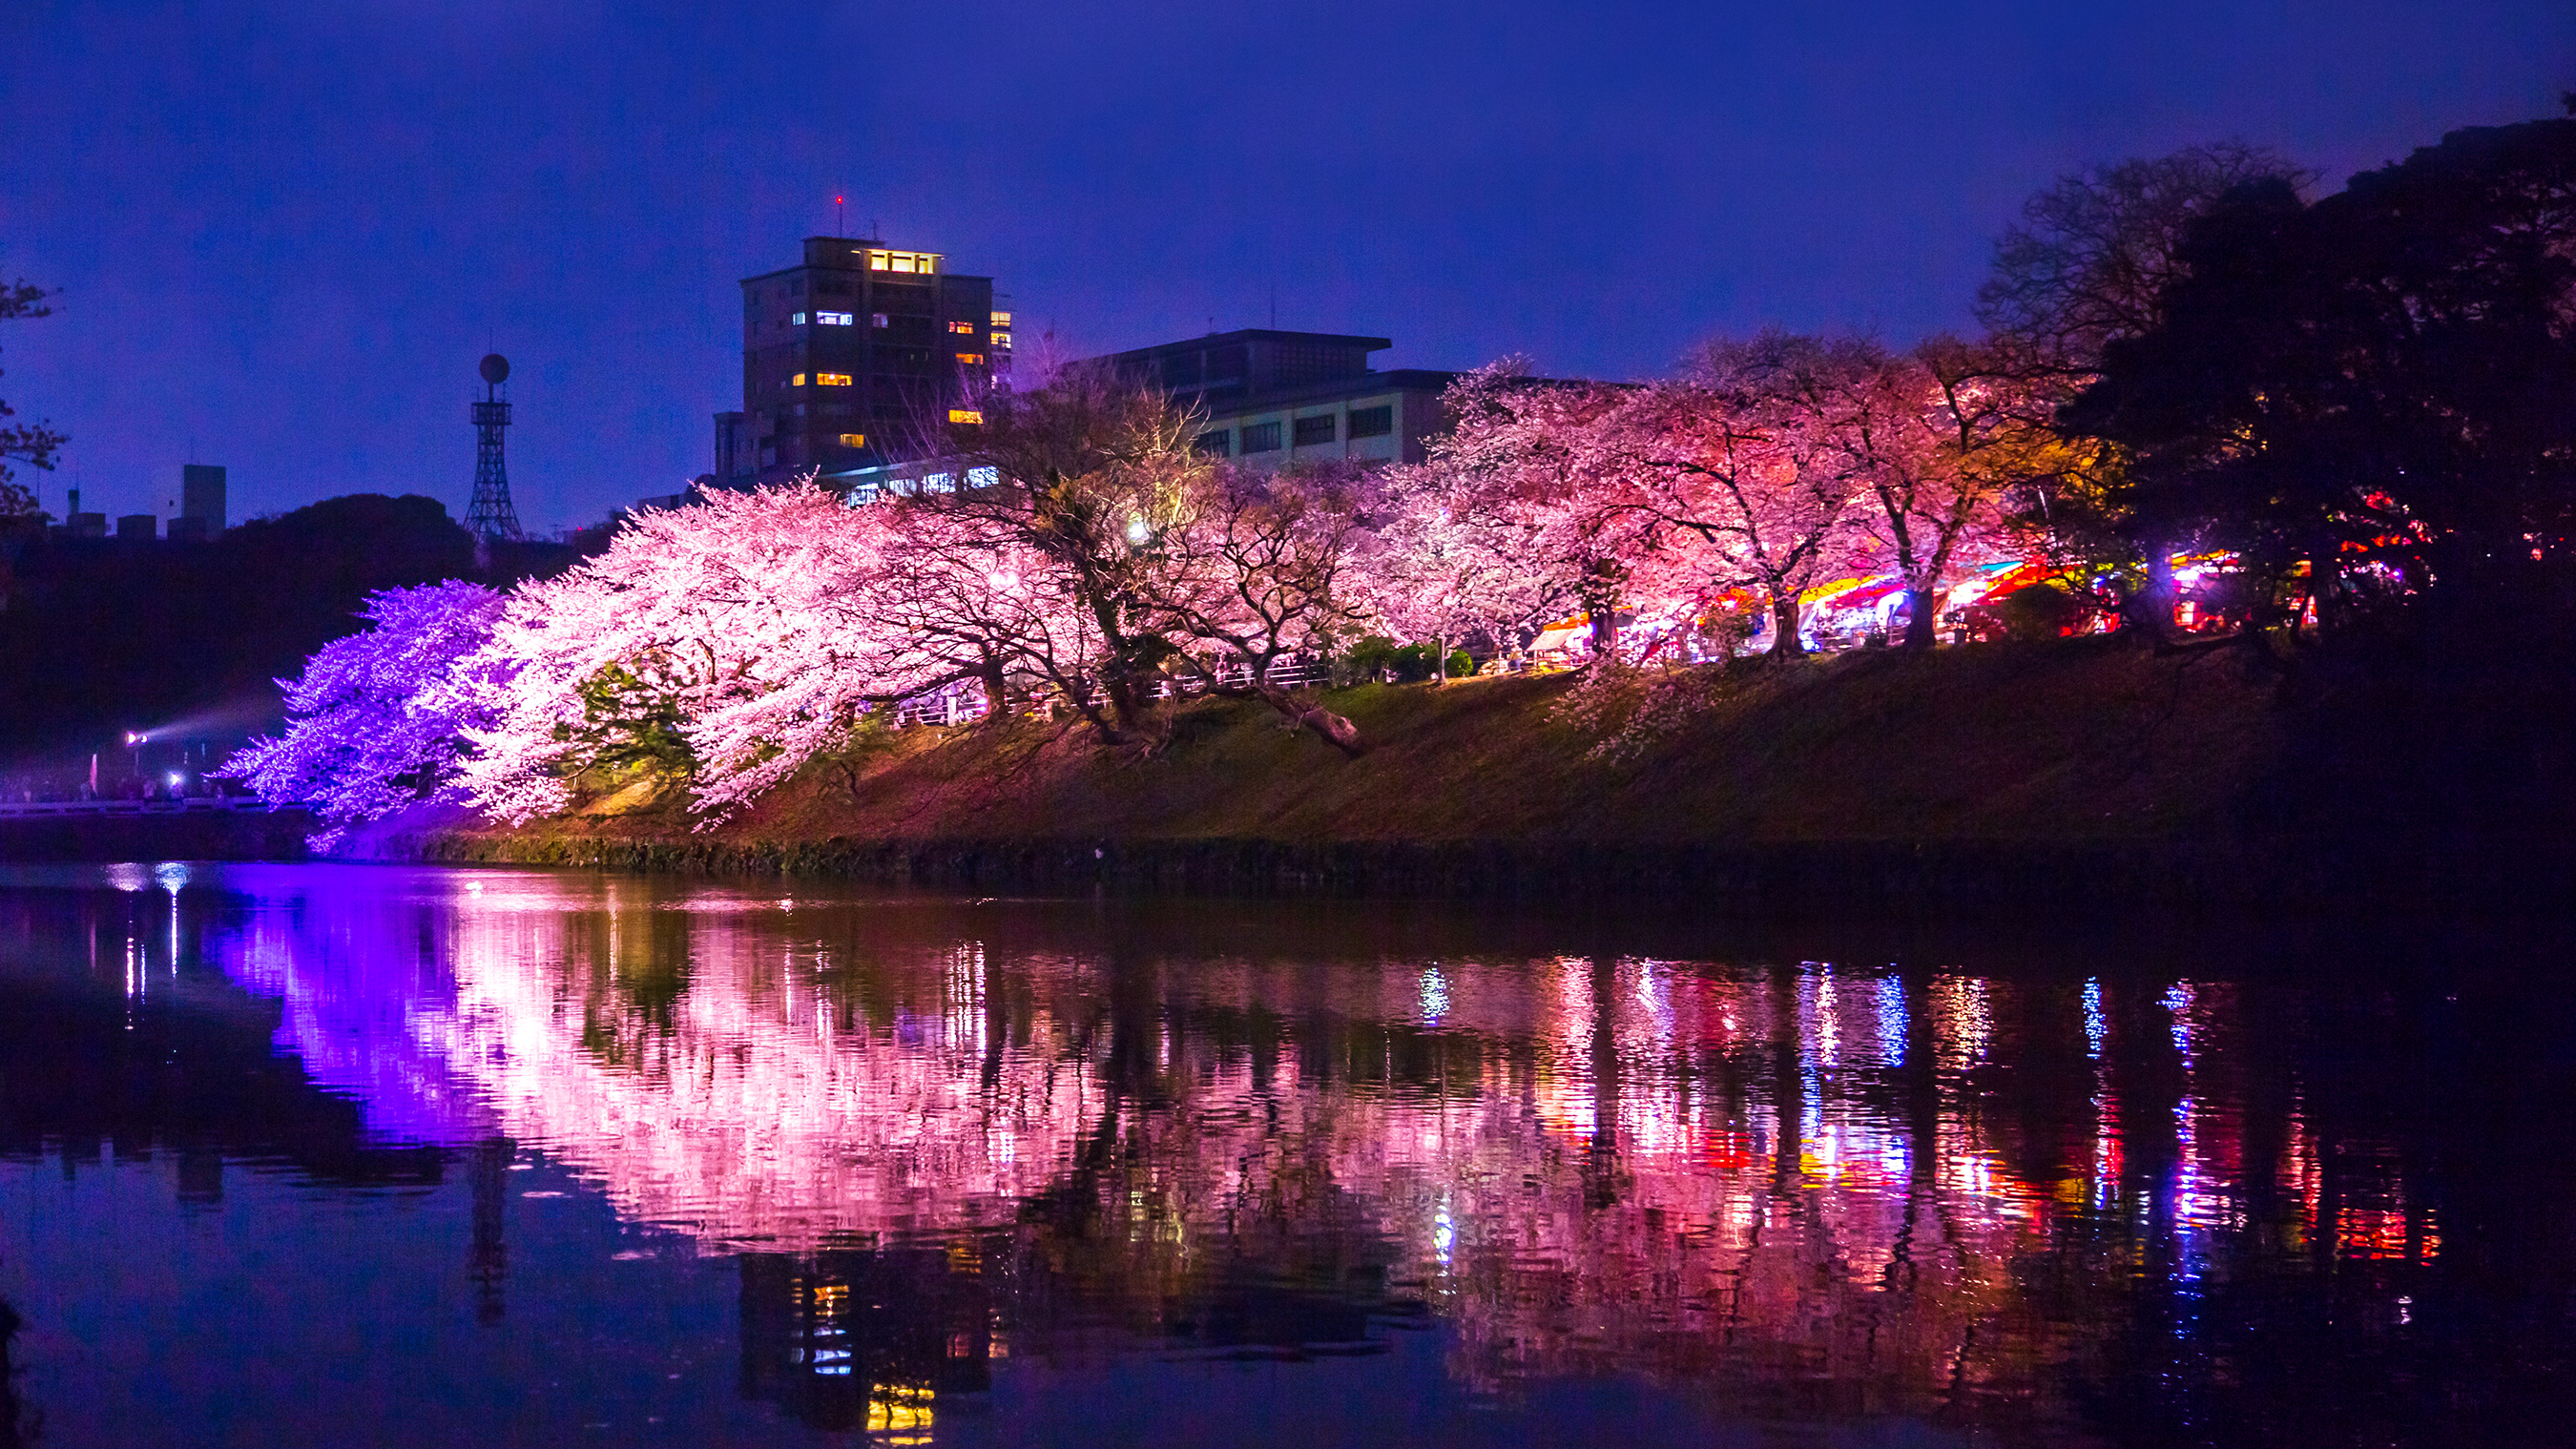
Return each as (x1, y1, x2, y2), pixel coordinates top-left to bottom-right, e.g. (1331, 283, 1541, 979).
(1, 863, 2570, 1447)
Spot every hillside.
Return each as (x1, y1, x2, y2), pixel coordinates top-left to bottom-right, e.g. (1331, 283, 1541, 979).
(385, 637, 2441, 906)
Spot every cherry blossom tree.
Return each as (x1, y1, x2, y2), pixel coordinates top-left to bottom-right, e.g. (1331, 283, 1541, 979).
(1728, 336, 2032, 651)
(859, 497, 1111, 736)
(1142, 461, 1377, 754)
(923, 365, 1208, 745)
(458, 484, 942, 823)
(218, 580, 509, 845)
(1366, 363, 1642, 666)
(1606, 334, 1885, 657)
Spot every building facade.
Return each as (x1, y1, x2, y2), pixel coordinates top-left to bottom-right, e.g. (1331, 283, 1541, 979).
(1084, 329, 1456, 470)
(720, 237, 1007, 486)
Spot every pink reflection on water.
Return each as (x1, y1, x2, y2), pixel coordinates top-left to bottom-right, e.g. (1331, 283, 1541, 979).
(160, 864, 2447, 1418)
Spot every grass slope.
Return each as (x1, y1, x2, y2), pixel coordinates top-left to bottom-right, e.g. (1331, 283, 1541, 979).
(463, 638, 2283, 854)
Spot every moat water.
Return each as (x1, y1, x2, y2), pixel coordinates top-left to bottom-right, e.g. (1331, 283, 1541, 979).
(0, 862, 2568, 1446)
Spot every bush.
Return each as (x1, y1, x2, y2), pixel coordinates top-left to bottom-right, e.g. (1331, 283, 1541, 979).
(1340, 636, 1474, 682)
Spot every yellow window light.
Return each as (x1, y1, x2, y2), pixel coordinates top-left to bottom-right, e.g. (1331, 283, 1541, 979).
(790, 373, 806, 386)
(817, 373, 853, 386)
(947, 320, 975, 334)
(838, 433, 867, 446)
(947, 408, 984, 424)
(991, 332, 1011, 348)
(956, 353, 986, 365)
(989, 310, 1012, 325)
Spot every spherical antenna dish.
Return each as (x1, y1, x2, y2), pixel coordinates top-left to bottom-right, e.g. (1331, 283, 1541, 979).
(479, 353, 510, 385)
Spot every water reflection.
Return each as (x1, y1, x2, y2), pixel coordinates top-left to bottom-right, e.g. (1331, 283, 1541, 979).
(1, 863, 2569, 1446)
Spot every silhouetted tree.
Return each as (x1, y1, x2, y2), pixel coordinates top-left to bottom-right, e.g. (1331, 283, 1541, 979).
(0, 274, 66, 516)
(1977, 144, 2312, 634)
(2066, 113, 2576, 633)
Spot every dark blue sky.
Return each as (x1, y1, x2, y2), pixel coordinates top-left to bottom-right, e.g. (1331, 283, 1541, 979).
(3, 1, 2569, 531)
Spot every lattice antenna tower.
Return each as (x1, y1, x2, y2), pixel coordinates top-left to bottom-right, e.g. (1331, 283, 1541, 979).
(467, 353, 526, 540)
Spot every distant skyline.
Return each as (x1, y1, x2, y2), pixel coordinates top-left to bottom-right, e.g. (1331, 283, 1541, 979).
(3, 0, 2569, 531)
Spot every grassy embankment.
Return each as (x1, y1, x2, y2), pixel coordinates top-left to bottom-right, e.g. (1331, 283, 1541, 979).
(394, 637, 2438, 906)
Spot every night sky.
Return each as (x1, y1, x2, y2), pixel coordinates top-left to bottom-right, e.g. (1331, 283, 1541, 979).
(3, 2, 2568, 533)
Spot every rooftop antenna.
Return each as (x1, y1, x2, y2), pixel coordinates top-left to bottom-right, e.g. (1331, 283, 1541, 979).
(836, 194, 845, 237)
(467, 353, 526, 541)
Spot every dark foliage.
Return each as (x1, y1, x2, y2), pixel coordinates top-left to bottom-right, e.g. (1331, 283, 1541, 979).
(2066, 115, 2576, 628)
(0, 492, 571, 764)
(0, 275, 66, 514)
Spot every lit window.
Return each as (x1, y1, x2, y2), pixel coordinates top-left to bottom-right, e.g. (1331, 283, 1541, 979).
(989, 310, 1012, 326)
(791, 373, 807, 386)
(991, 332, 1011, 349)
(947, 408, 984, 424)
(817, 310, 854, 325)
(925, 472, 954, 492)
(947, 321, 974, 335)
(838, 433, 867, 447)
(792, 312, 806, 324)
(816, 373, 853, 386)
(871, 312, 889, 327)
(867, 250, 937, 274)
(956, 353, 986, 365)
(966, 466, 998, 488)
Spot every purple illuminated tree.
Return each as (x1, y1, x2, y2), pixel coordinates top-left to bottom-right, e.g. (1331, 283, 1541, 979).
(218, 580, 509, 845)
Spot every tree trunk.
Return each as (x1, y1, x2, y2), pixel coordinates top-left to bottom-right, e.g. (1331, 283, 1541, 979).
(2132, 545, 2178, 643)
(1901, 585, 1944, 651)
(1431, 633, 1447, 685)
(1222, 681, 1369, 757)
(1767, 591, 1806, 657)
(975, 656, 1010, 726)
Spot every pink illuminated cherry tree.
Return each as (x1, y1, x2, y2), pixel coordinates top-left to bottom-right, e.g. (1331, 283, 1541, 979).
(458, 483, 959, 822)
(1601, 334, 1889, 656)
(1362, 363, 1647, 666)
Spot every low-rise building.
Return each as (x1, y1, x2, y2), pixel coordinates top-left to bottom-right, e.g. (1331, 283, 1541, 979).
(1086, 330, 1457, 469)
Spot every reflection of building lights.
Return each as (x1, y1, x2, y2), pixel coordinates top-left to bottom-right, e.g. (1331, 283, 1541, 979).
(866, 1384, 934, 1439)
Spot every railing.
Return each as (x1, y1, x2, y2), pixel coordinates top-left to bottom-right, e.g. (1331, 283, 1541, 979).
(874, 658, 1352, 731)
(0, 796, 289, 818)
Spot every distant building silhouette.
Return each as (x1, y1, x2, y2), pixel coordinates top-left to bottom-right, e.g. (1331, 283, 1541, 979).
(179, 463, 226, 534)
